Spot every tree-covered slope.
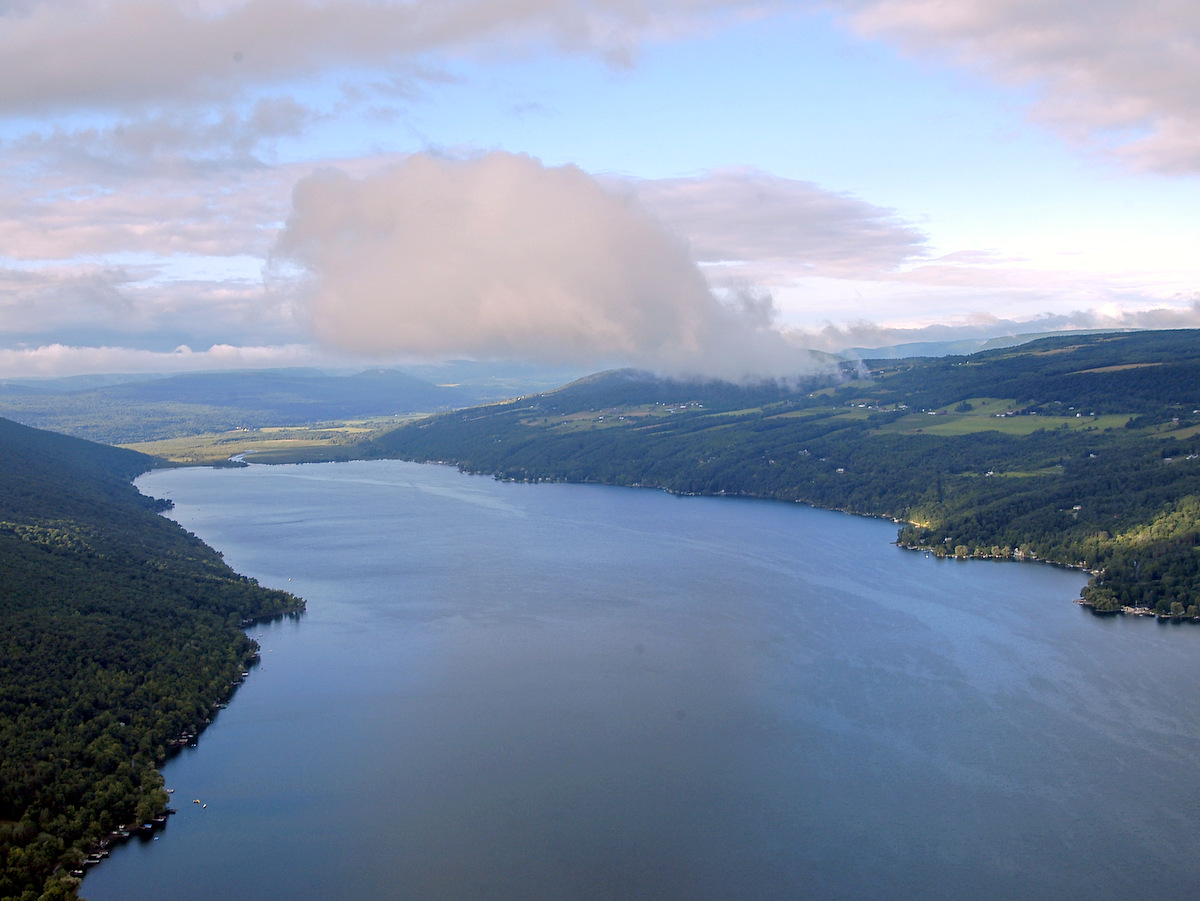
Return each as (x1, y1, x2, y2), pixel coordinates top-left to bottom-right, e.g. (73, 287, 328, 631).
(0, 418, 302, 901)
(364, 330, 1200, 615)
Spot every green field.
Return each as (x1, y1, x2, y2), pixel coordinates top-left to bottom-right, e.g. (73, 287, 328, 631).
(867, 397, 1132, 436)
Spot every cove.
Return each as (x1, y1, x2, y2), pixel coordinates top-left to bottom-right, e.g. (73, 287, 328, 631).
(83, 460, 1200, 900)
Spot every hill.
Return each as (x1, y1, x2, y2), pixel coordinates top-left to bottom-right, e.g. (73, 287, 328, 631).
(364, 329, 1200, 615)
(0, 418, 302, 900)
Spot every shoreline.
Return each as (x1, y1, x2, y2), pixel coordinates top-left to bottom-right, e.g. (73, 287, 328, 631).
(457, 460, 1113, 603)
(77, 606, 305, 891)
(1073, 598, 1200, 622)
(273, 456, 1188, 620)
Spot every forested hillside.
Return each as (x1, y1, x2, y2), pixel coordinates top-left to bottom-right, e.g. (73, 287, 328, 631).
(0, 418, 302, 901)
(365, 330, 1200, 615)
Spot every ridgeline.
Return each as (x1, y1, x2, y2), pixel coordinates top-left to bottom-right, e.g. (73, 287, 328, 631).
(364, 329, 1200, 616)
(0, 418, 302, 901)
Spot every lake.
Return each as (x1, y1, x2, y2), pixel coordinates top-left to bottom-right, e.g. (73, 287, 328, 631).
(84, 460, 1200, 900)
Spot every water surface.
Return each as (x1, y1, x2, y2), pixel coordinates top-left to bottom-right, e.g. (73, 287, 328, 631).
(85, 460, 1200, 900)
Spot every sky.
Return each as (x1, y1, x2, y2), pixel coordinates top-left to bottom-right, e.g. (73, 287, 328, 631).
(1, 0, 1198, 380)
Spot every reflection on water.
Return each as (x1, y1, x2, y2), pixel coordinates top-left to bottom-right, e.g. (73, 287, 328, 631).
(84, 460, 1200, 901)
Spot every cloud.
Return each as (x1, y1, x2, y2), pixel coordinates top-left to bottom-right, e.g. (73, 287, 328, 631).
(274, 151, 826, 380)
(0, 262, 302, 348)
(784, 296, 1200, 353)
(836, 0, 1200, 174)
(0, 109, 322, 262)
(3, 0, 1195, 380)
(0, 0, 774, 115)
(618, 167, 929, 276)
(5, 1, 1196, 176)
(0, 178, 270, 261)
(0, 264, 141, 333)
(0, 342, 320, 379)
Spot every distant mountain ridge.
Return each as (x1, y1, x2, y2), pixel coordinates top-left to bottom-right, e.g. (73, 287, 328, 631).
(0, 368, 483, 443)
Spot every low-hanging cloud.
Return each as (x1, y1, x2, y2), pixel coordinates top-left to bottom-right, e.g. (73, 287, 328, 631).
(0, 342, 319, 379)
(274, 152, 825, 380)
(785, 296, 1200, 354)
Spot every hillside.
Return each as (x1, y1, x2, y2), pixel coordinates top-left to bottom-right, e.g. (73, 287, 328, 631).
(364, 329, 1200, 615)
(0, 418, 302, 900)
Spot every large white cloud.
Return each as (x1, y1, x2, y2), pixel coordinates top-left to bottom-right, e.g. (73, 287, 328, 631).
(274, 151, 829, 379)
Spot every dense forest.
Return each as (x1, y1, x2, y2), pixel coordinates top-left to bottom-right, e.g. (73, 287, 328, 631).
(364, 330, 1200, 615)
(0, 418, 302, 900)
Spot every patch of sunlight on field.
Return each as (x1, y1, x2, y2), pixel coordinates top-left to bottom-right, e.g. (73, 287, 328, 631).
(996, 466, 1065, 477)
(541, 402, 735, 431)
(1072, 362, 1163, 374)
(770, 408, 835, 419)
(918, 417, 1098, 437)
(878, 397, 1131, 436)
(831, 409, 872, 421)
(1158, 422, 1200, 440)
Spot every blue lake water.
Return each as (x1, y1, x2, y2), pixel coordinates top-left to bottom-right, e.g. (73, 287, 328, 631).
(84, 460, 1200, 900)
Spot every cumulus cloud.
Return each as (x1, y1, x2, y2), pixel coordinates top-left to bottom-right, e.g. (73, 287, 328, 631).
(836, 0, 1200, 173)
(274, 151, 826, 380)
